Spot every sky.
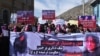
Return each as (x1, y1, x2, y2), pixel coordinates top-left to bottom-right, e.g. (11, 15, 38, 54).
(34, 0, 88, 17)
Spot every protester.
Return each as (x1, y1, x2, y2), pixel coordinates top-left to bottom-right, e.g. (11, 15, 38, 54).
(0, 24, 9, 56)
(9, 21, 100, 56)
(66, 26, 72, 34)
(70, 24, 78, 33)
(8, 23, 14, 31)
(50, 23, 56, 34)
(8, 22, 100, 34)
(67, 23, 71, 28)
(76, 24, 84, 33)
(13, 24, 22, 32)
(32, 23, 37, 32)
(1, 24, 9, 37)
(55, 24, 61, 34)
(95, 24, 100, 32)
(61, 24, 67, 33)
(39, 24, 45, 33)
(14, 32, 27, 56)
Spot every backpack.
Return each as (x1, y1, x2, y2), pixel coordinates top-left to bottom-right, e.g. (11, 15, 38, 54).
(14, 32, 27, 53)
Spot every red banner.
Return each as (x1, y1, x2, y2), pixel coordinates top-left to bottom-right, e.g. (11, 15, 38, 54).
(42, 10, 55, 20)
(78, 16, 96, 28)
(17, 11, 34, 24)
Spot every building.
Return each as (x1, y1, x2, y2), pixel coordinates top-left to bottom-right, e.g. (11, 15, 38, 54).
(0, 0, 34, 25)
(91, 0, 100, 26)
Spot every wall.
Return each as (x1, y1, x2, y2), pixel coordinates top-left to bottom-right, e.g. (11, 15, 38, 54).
(93, 4, 100, 26)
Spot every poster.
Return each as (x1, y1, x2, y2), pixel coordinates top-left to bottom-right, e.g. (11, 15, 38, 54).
(17, 11, 34, 24)
(10, 32, 100, 56)
(42, 10, 55, 20)
(78, 16, 96, 29)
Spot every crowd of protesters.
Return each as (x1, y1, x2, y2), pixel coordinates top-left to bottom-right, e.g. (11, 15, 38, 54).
(0, 21, 100, 56)
(7, 22, 100, 34)
(0, 22, 100, 38)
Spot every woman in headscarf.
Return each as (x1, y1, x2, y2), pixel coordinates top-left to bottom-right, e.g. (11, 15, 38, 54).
(83, 34, 100, 56)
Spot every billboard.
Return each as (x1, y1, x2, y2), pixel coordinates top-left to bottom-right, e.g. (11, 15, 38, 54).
(78, 16, 96, 28)
(17, 11, 34, 24)
(42, 10, 55, 20)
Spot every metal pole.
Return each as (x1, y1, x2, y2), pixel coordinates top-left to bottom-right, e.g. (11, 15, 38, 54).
(82, 0, 85, 16)
(12, 0, 15, 24)
(97, 0, 99, 18)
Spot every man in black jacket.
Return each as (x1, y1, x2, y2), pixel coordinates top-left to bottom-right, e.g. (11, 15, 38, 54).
(0, 25, 9, 56)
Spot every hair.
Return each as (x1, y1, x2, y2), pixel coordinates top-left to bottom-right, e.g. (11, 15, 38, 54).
(85, 34, 99, 47)
(27, 25, 33, 31)
(14, 32, 27, 54)
(50, 24, 55, 31)
(39, 24, 45, 33)
(79, 24, 83, 27)
(84, 34, 100, 53)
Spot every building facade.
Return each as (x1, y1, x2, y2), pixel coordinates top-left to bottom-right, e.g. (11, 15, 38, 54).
(0, 0, 34, 24)
(91, 0, 100, 26)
